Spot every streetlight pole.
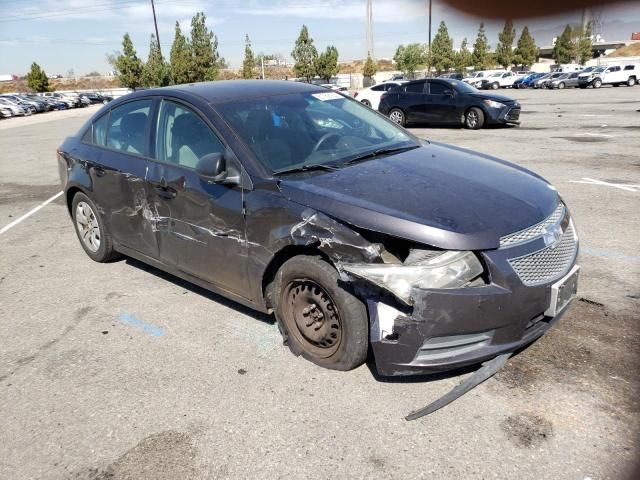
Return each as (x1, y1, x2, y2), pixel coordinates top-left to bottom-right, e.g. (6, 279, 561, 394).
(427, 0, 432, 76)
(150, 0, 162, 59)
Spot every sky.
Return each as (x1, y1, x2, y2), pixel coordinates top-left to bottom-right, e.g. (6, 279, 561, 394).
(1, 0, 639, 75)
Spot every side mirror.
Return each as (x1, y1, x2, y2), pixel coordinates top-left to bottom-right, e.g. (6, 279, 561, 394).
(195, 152, 241, 186)
(444, 90, 454, 97)
(195, 152, 226, 183)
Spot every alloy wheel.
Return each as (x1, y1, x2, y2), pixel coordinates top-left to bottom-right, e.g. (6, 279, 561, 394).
(466, 109, 478, 128)
(282, 280, 342, 358)
(75, 201, 101, 252)
(389, 109, 404, 125)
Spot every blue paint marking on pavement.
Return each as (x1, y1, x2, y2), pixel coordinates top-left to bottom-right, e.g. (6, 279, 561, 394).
(118, 313, 166, 337)
(581, 247, 640, 263)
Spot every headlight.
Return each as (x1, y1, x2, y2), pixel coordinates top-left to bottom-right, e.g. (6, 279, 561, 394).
(343, 251, 484, 305)
(483, 99, 505, 109)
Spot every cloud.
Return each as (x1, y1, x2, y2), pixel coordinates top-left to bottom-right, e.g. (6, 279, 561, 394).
(234, 0, 426, 24)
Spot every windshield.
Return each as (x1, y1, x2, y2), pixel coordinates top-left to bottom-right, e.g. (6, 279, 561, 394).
(490, 72, 502, 77)
(445, 80, 477, 93)
(217, 91, 417, 173)
(593, 67, 606, 73)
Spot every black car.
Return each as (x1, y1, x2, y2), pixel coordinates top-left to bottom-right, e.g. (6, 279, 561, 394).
(81, 92, 113, 104)
(378, 79, 521, 129)
(58, 80, 579, 377)
(438, 73, 463, 80)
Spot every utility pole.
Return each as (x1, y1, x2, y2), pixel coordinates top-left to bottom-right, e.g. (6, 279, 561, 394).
(261, 57, 265, 80)
(366, 0, 373, 57)
(150, 0, 162, 59)
(427, 0, 432, 76)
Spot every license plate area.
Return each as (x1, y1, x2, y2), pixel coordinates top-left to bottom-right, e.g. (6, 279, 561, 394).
(544, 265, 580, 317)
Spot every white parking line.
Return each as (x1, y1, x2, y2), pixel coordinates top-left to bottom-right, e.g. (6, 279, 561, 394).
(0, 191, 64, 235)
(569, 177, 639, 192)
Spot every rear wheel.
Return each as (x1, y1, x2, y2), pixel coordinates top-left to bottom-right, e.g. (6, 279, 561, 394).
(273, 255, 368, 371)
(360, 99, 372, 107)
(464, 107, 485, 130)
(71, 192, 119, 263)
(388, 108, 406, 126)
(627, 77, 636, 87)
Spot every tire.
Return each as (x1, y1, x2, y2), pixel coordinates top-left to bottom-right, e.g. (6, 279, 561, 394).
(360, 99, 372, 107)
(593, 79, 602, 89)
(491, 82, 499, 90)
(558, 82, 565, 89)
(627, 77, 636, 87)
(273, 255, 368, 371)
(71, 192, 119, 262)
(388, 108, 406, 126)
(464, 107, 485, 130)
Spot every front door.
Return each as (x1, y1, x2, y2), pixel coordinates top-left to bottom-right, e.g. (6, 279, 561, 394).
(425, 80, 458, 124)
(145, 99, 248, 296)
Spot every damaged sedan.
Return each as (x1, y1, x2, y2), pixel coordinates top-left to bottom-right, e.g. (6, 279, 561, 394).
(58, 80, 580, 378)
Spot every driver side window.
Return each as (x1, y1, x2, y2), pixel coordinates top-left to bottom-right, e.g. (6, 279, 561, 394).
(155, 100, 225, 169)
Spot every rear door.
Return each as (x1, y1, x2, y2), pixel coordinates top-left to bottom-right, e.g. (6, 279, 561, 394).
(400, 81, 427, 122)
(425, 80, 458, 124)
(145, 98, 248, 295)
(82, 98, 158, 257)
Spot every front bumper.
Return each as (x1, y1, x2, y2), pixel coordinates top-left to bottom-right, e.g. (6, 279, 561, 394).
(367, 237, 578, 376)
(486, 105, 521, 125)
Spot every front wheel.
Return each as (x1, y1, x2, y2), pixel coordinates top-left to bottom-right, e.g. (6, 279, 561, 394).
(71, 192, 120, 262)
(273, 256, 368, 371)
(593, 79, 602, 88)
(491, 82, 499, 90)
(388, 108, 406, 126)
(558, 82, 565, 89)
(464, 107, 485, 130)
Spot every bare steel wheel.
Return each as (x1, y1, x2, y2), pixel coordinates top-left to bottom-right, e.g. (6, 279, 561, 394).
(282, 280, 342, 358)
(273, 255, 368, 371)
(71, 192, 120, 262)
(75, 201, 100, 252)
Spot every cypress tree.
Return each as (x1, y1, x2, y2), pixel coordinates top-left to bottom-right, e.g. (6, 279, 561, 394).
(291, 25, 318, 82)
(472, 23, 489, 70)
(115, 33, 144, 89)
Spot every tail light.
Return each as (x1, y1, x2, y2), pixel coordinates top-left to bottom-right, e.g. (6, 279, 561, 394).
(353, 91, 358, 98)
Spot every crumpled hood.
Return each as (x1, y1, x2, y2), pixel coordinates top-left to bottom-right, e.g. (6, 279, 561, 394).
(278, 142, 558, 250)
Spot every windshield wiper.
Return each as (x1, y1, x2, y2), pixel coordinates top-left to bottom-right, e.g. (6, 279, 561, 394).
(273, 163, 339, 176)
(342, 144, 420, 166)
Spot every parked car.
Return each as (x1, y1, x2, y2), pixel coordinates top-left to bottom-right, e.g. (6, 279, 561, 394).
(81, 92, 113, 104)
(1, 95, 43, 113)
(439, 73, 463, 80)
(578, 64, 638, 88)
(320, 84, 350, 96)
(479, 71, 521, 89)
(58, 80, 578, 376)
(23, 94, 62, 110)
(353, 81, 406, 110)
(378, 78, 521, 129)
(0, 97, 27, 116)
(0, 107, 12, 118)
(547, 71, 582, 89)
(464, 70, 505, 88)
(533, 72, 563, 89)
(40, 92, 78, 108)
(513, 73, 545, 89)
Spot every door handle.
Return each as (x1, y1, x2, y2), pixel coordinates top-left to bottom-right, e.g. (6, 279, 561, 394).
(155, 185, 177, 199)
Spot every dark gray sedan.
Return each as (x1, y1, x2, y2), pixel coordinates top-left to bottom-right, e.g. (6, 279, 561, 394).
(548, 71, 583, 89)
(57, 80, 579, 376)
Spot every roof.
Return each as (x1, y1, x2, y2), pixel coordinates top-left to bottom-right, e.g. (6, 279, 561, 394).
(157, 80, 324, 104)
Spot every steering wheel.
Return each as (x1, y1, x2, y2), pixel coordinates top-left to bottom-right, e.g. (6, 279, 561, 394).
(312, 132, 342, 153)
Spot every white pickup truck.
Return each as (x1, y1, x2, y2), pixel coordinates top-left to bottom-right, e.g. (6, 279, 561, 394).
(578, 64, 638, 88)
(479, 71, 521, 90)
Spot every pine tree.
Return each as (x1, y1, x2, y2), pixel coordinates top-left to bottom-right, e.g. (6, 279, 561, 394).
(115, 33, 144, 89)
(513, 26, 538, 68)
(430, 21, 454, 73)
(454, 38, 472, 73)
(242, 34, 256, 79)
(472, 23, 489, 70)
(495, 19, 516, 69)
(291, 25, 318, 82)
(142, 34, 169, 87)
(394, 44, 427, 78)
(170, 22, 191, 84)
(553, 25, 573, 64)
(190, 12, 220, 82)
(363, 55, 377, 77)
(314, 45, 339, 83)
(26, 62, 50, 92)
(576, 22, 593, 64)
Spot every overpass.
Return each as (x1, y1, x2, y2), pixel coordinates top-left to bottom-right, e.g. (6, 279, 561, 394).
(538, 40, 639, 59)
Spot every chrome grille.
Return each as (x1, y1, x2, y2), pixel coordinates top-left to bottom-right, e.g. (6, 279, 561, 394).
(508, 221, 578, 286)
(500, 203, 565, 248)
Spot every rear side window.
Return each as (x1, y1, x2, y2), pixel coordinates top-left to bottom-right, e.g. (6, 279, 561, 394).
(370, 84, 386, 92)
(405, 82, 425, 93)
(105, 99, 152, 155)
(93, 113, 109, 146)
(624, 65, 635, 71)
(428, 82, 449, 95)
